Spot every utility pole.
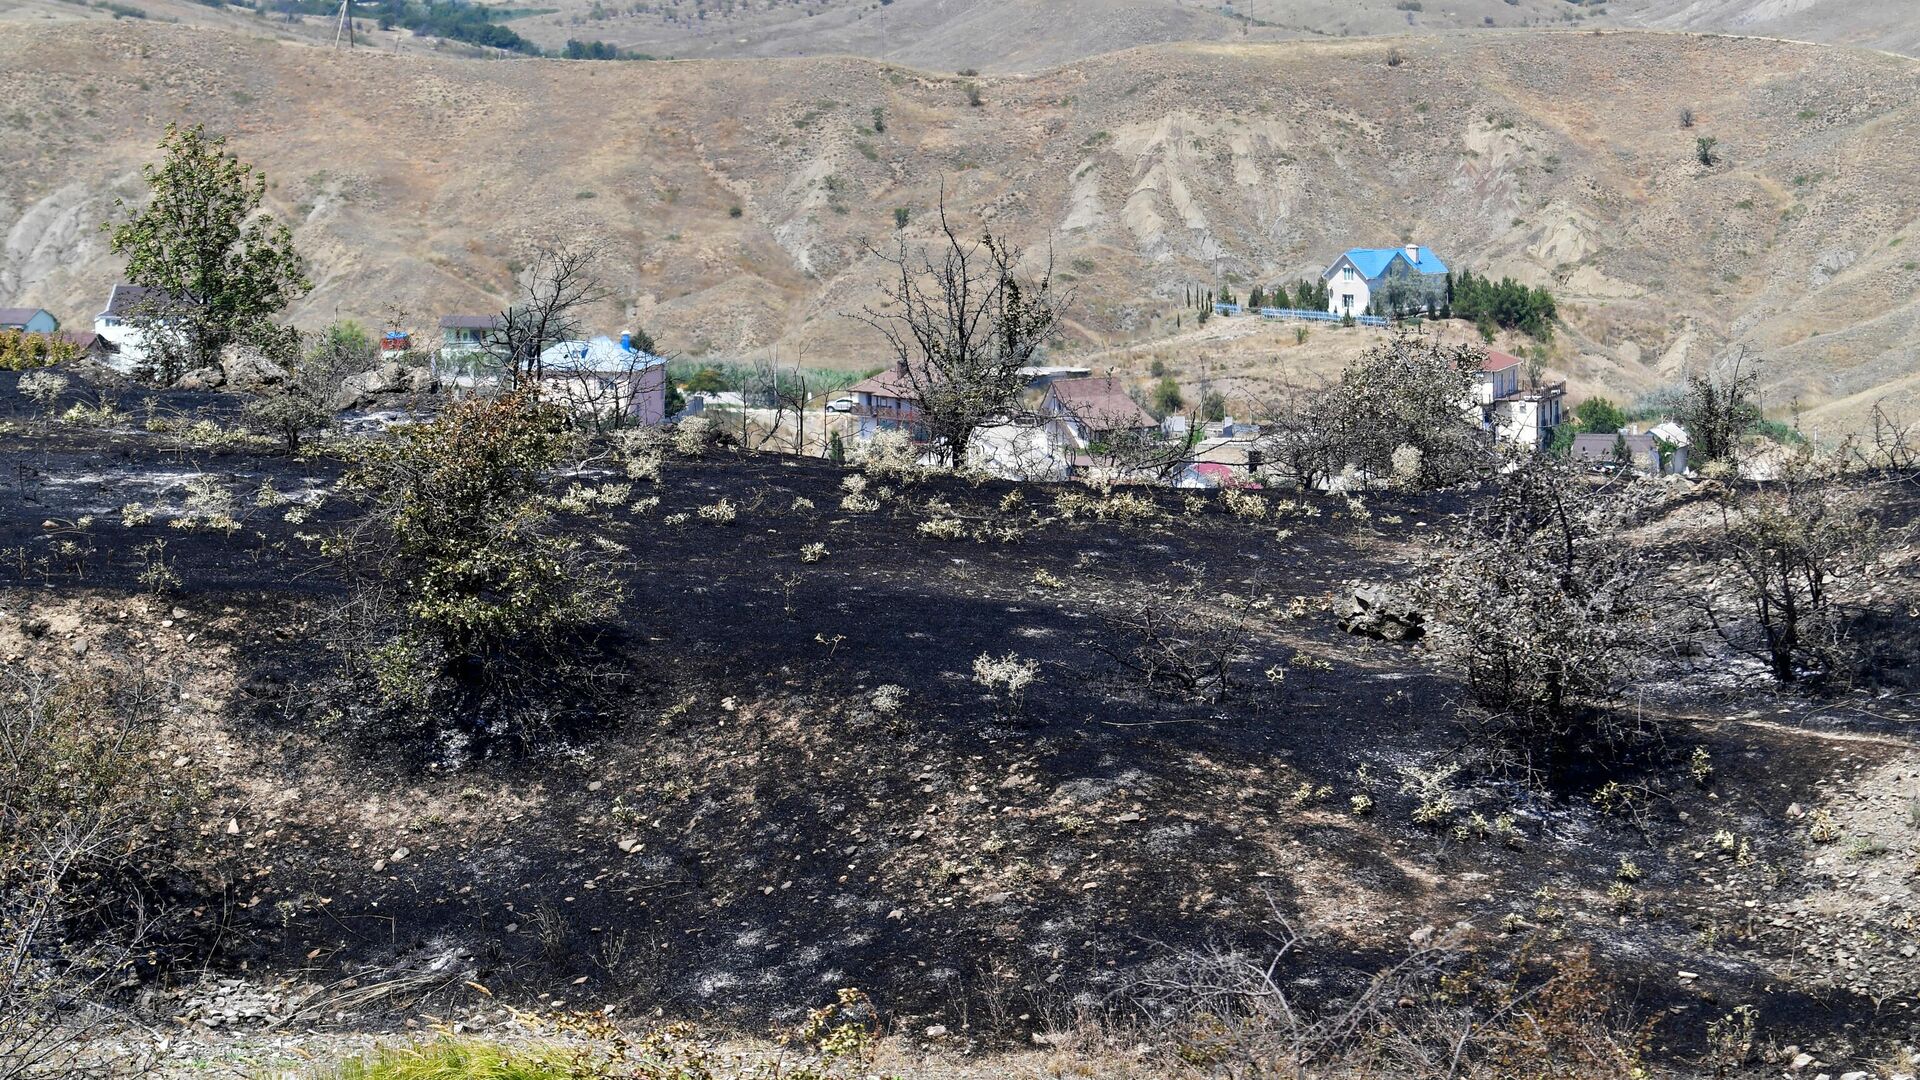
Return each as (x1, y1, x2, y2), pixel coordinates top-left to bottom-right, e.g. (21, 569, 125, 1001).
(334, 0, 354, 48)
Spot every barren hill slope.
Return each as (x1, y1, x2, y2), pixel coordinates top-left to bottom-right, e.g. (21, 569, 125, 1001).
(3, 24, 1920, 432)
(4, 0, 1916, 69)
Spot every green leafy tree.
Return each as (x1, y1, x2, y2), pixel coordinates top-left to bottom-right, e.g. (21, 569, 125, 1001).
(1151, 376, 1185, 417)
(1198, 388, 1227, 423)
(106, 124, 310, 382)
(1574, 396, 1627, 436)
(1678, 355, 1762, 466)
(682, 366, 729, 394)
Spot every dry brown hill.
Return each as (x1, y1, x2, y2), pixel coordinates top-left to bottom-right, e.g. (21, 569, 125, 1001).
(3, 23, 1920, 433)
(4, 0, 1916, 71)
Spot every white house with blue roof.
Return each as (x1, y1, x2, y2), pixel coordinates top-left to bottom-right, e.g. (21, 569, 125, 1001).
(535, 333, 670, 425)
(1321, 243, 1450, 317)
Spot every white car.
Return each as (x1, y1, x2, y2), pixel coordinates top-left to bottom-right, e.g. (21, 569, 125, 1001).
(826, 396, 856, 413)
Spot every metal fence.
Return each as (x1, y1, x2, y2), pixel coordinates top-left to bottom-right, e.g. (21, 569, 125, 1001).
(1213, 303, 1390, 328)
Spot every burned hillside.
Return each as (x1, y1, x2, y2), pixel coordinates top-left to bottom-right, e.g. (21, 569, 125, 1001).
(2, 383, 1917, 1077)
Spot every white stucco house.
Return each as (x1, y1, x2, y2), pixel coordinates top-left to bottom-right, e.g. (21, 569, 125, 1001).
(1472, 350, 1565, 452)
(535, 333, 669, 425)
(93, 283, 166, 371)
(1321, 244, 1450, 317)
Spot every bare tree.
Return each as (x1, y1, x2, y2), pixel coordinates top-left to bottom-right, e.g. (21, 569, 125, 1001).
(1853, 401, 1920, 477)
(481, 244, 608, 389)
(1250, 375, 1343, 491)
(1699, 447, 1884, 684)
(852, 201, 1065, 467)
(742, 351, 814, 453)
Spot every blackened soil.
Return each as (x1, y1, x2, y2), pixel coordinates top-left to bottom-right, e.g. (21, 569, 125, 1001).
(2, 410, 1915, 1069)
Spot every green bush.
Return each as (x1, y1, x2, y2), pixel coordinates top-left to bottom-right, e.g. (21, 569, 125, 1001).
(327, 1040, 580, 1080)
(333, 393, 621, 742)
(0, 330, 81, 370)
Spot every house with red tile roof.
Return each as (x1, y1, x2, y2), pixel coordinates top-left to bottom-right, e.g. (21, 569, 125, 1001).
(1471, 349, 1565, 452)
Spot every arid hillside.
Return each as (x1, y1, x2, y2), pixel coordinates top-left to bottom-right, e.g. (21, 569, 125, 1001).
(6, 0, 1914, 67)
(3, 24, 1920, 432)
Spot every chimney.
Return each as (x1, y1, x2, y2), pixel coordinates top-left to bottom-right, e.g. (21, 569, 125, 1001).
(620, 332, 632, 352)
(1404, 243, 1420, 264)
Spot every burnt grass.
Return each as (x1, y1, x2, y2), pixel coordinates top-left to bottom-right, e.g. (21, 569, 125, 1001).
(3, 395, 1917, 1069)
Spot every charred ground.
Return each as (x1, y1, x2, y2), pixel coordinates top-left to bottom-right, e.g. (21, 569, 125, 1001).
(1, 386, 1917, 1073)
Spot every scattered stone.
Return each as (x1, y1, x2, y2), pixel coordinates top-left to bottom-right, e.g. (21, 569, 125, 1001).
(173, 366, 226, 392)
(925, 1024, 948, 1038)
(1340, 583, 1425, 641)
(220, 346, 288, 392)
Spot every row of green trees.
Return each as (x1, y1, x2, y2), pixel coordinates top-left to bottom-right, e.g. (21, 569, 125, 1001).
(1448, 269, 1558, 340)
(255, 0, 641, 57)
(1246, 279, 1331, 311)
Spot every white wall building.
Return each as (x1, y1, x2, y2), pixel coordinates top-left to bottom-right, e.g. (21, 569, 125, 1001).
(1473, 350, 1564, 452)
(93, 283, 161, 372)
(1320, 244, 1450, 317)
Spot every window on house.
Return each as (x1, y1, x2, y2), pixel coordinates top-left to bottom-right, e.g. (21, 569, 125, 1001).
(1342, 294, 1354, 310)
(1342, 268, 1356, 281)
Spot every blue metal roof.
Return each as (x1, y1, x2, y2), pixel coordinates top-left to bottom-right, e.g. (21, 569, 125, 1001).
(1336, 246, 1449, 279)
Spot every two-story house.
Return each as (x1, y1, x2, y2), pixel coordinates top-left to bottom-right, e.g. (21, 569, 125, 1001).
(1321, 244, 1450, 317)
(845, 366, 925, 440)
(1039, 375, 1158, 450)
(93, 284, 172, 371)
(1473, 350, 1565, 452)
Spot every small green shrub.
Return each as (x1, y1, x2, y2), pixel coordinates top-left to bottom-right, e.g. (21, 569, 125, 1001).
(327, 1040, 580, 1079)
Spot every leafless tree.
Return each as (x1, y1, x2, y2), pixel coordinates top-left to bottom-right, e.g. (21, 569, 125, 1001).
(742, 351, 814, 453)
(1698, 447, 1885, 684)
(851, 200, 1065, 467)
(481, 243, 608, 388)
(1249, 375, 1344, 491)
(1853, 401, 1920, 477)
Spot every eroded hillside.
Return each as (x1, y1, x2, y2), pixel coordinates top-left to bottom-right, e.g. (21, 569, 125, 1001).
(3, 25, 1920, 432)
